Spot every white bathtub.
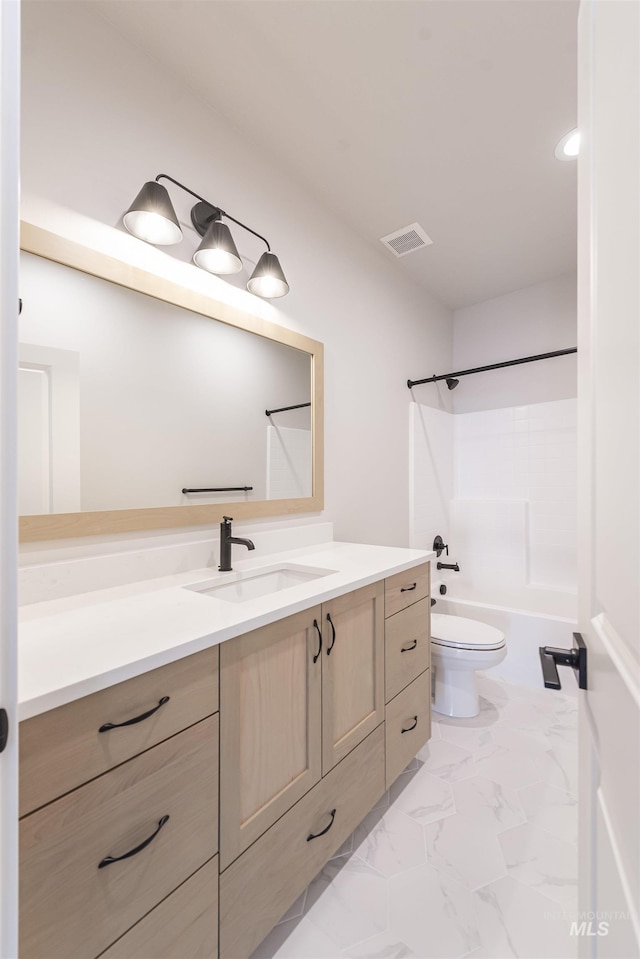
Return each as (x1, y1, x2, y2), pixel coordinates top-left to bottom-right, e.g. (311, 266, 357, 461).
(431, 581, 579, 696)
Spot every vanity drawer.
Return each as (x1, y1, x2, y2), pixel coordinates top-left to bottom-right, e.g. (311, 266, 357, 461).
(20, 645, 219, 816)
(385, 563, 430, 618)
(385, 598, 431, 702)
(101, 856, 219, 959)
(385, 670, 431, 789)
(20, 714, 219, 959)
(220, 724, 385, 959)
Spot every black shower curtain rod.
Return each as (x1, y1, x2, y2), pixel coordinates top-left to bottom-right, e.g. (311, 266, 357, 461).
(265, 402, 311, 417)
(407, 347, 578, 390)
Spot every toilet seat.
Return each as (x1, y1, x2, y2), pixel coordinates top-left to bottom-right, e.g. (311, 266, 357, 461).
(431, 613, 505, 651)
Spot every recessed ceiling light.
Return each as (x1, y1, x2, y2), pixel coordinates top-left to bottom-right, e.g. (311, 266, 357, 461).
(555, 129, 580, 160)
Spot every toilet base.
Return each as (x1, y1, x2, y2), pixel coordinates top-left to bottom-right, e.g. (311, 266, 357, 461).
(432, 665, 480, 718)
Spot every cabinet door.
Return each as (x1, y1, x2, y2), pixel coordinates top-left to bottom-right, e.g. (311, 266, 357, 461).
(321, 581, 384, 774)
(219, 607, 323, 869)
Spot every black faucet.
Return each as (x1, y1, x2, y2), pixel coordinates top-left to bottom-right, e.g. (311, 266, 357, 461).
(219, 516, 255, 572)
(437, 561, 460, 572)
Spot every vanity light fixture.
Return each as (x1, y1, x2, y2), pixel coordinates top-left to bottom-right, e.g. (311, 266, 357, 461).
(123, 174, 290, 297)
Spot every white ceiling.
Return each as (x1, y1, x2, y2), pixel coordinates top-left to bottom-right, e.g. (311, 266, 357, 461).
(94, 0, 578, 310)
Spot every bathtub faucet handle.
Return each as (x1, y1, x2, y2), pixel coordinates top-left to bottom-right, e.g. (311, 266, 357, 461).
(433, 535, 449, 557)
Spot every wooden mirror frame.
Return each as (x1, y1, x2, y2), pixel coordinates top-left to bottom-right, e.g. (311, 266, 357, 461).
(19, 222, 324, 542)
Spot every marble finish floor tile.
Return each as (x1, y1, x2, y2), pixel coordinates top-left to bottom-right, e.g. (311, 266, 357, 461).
(451, 776, 526, 834)
(545, 744, 579, 798)
(341, 930, 419, 958)
(251, 914, 343, 958)
(415, 738, 476, 782)
(425, 811, 508, 889)
(472, 743, 560, 791)
(517, 781, 578, 844)
(387, 768, 456, 826)
(353, 806, 427, 877)
(389, 864, 480, 958)
(498, 823, 578, 907)
(437, 722, 496, 756)
(473, 875, 578, 958)
(252, 678, 578, 959)
(303, 855, 389, 948)
(491, 723, 553, 753)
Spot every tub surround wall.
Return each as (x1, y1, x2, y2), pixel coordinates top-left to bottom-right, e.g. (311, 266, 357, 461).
(410, 398, 578, 601)
(409, 403, 453, 552)
(454, 399, 578, 594)
(410, 274, 578, 688)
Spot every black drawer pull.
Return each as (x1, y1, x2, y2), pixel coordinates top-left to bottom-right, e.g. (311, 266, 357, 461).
(400, 583, 417, 592)
(307, 808, 336, 842)
(99, 696, 170, 732)
(401, 716, 418, 733)
(313, 619, 323, 663)
(326, 612, 336, 655)
(98, 815, 170, 869)
(401, 639, 418, 652)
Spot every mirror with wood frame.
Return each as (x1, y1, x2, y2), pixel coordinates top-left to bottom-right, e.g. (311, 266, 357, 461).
(18, 223, 323, 542)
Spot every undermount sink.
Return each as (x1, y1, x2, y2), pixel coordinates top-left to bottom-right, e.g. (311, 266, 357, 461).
(185, 564, 335, 604)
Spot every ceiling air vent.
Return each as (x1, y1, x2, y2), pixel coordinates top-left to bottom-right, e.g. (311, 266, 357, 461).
(379, 222, 433, 257)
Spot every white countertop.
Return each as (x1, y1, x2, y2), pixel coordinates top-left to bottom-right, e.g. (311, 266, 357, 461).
(19, 541, 433, 720)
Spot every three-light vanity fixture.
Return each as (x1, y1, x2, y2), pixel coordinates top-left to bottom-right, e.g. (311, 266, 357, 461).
(123, 174, 289, 298)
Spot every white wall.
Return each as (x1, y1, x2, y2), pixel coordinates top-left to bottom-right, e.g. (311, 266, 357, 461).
(452, 273, 577, 413)
(20, 1, 453, 554)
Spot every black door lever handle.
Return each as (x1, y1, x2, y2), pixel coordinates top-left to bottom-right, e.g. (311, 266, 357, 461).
(539, 633, 587, 690)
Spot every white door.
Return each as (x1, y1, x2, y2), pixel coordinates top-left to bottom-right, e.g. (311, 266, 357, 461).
(577, 1, 639, 956)
(0, 1, 20, 957)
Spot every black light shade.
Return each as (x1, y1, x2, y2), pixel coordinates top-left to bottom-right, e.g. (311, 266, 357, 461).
(247, 251, 289, 299)
(446, 377, 459, 391)
(193, 218, 243, 275)
(123, 181, 183, 245)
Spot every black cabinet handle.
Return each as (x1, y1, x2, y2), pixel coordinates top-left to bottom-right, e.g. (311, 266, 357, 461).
(401, 716, 418, 733)
(401, 639, 418, 652)
(98, 815, 170, 869)
(313, 619, 323, 663)
(99, 696, 170, 733)
(401, 583, 417, 592)
(326, 613, 336, 655)
(307, 808, 336, 842)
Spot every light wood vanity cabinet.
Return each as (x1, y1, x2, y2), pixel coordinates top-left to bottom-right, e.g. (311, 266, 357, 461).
(220, 725, 386, 959)
(19, 647, 220, 959)
(19, 646, 219, 817)
(219, 606, 324, 868)
(384, 562, 431, 790)
(321, 581, 385, 774)
(19, 563, 432, 959)
(219, 581, 384, 868)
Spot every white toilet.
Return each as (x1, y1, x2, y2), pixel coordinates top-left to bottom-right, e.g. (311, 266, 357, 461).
(430, 613, 507, 718)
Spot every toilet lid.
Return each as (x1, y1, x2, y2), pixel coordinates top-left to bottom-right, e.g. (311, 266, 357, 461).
(431, 613, 505, 651)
